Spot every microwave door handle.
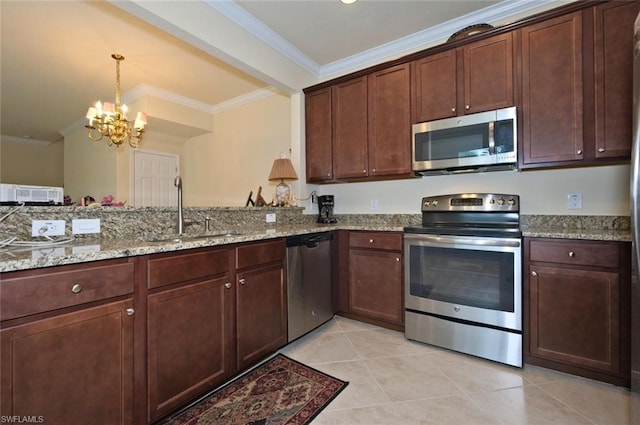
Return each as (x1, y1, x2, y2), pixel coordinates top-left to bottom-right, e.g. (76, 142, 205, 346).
(488, 121, 495, 155)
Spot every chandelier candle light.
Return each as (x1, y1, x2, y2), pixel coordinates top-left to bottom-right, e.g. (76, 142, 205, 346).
(85, 53, 147, 148)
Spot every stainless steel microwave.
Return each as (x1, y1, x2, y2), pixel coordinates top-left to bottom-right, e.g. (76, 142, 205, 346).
(412, 106, 517, 175)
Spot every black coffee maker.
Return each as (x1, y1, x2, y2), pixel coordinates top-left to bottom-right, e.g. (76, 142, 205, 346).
(317, 195, 337, 224)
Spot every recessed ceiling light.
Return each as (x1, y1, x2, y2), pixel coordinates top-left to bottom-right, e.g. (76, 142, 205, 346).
(341, 0, 358, 4)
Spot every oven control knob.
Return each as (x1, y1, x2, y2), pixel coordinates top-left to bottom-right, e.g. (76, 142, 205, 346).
(497, 198, 505, 206)
(508, 198, 516, 206)
(424, 200, 430, 207)
(489, 198, 496, 204)
(432, 200, 438, 206)
(454, 306, 460, 312)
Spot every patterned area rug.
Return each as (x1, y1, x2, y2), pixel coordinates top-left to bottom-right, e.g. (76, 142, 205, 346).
(164, 354, 348, 425)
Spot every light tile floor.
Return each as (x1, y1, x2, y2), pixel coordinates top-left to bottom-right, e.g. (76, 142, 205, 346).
(279, 316, 632, 425)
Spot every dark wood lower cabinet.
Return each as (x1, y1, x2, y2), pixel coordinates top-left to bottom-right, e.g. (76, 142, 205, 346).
(339, 231, 404, 330)
(236, 263, 287, 370)
(0, 299, 135, 424)
(524, 238, 630, 386)
(147, 277, 235, 423)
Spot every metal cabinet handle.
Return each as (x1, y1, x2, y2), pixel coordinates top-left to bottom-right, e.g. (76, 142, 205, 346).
(224, 282, 232, 289)
(369, 239, 374, 243)
(239, 278, 246, 285)
(568, 251, 575, 258)
(465, 105, 470, 110)
(126, 308, 135, 316)
(577, 150, 583, 155)
(71, 283, 82, 294)
(598, 147, 605, 153)
(451, 107, 456, 113)
(395, 257, 400, 262)
(363, 170, 367, 173)
(531, 271, 538, 276)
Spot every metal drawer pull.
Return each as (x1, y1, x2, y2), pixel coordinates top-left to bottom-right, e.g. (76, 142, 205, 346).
(531, 271, 537, 276)
(71, 283, 82, 294)
(369, 239, 374, 243)
(225, 282, 232, 289)
(239, 278, 246, 285)
(126, 308, 135, 316)
(598, 147, 605, 153)
(568, 251, 575, 258)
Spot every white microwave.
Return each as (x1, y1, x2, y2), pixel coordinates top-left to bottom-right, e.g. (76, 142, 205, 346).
(412, 106, 517, 175)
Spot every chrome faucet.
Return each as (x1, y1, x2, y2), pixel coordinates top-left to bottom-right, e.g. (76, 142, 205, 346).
(174, 175, 184, 235)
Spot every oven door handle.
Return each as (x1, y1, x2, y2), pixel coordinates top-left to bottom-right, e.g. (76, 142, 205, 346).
(405, 234, 521, 248)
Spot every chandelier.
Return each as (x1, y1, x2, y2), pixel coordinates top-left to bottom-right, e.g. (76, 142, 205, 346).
(85, 53, 147, 148)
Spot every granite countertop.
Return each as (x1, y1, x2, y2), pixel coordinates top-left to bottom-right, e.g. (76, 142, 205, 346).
(0, 218, 631, 273)
(0, 223, 404, 273)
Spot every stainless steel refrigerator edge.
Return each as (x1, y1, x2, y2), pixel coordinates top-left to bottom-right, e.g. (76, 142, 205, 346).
(630, 11, 640, 425)
(286, 232, 334, 342)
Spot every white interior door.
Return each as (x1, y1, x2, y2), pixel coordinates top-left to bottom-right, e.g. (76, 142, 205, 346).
(132, 150, 179, 207)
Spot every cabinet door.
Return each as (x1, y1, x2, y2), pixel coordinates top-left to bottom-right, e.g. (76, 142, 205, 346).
(147, 277, 235, 422)
(528, 264, 621, 375)
(1, 300, 134, 424)
(521, 12, 583, 165)
(593, 1, 639, 159)
(463, 32, 514, 114)
(236, 263, 286, 370)
(349, 248, 403, 325)
(305, 88, 333, 182)
(333, 77, 368, 179)
(367, 63, 412, 177)
(412, 50, 458, 122)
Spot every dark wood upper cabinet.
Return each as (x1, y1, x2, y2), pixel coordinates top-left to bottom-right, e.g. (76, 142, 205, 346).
(464, 32, 514, 114)
(367, 63, 412, 177)
(520, 11, 584, 166)
(412, 32, 514, 123)
(412, 50, 458, 122)
(592, 1, 640, 159)
(305, 66, 412, 183)
(333, 77, 369, 180)
(305, 88, 333, 182)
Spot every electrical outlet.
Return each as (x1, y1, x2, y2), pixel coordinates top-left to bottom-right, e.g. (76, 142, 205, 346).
(370, 199, 379, 211)
(72, 218, 101, 234)
(31, 220, 65, 237)
(266, 213, 276, 223)
(567, 193, 583, 210)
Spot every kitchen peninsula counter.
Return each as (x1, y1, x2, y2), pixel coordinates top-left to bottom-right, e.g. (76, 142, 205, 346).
(0, 223, 407, 273)
(0, 208, 631, 273)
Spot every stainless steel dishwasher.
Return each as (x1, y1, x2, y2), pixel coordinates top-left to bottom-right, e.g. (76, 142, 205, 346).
(286, 232, 334, 342)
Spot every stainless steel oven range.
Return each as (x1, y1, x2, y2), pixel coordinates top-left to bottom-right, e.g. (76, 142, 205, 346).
(404, 193, 522, 367)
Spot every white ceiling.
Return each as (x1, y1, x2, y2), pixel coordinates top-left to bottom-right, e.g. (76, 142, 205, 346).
(0, 0, 565, 145)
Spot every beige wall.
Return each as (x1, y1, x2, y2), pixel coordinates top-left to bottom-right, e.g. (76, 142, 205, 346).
(307, 164, 631, 216)
(0, 138, 64, 186)
(183, 92, 291, 206)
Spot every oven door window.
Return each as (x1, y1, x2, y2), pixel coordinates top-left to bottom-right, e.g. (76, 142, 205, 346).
(409, 245, 515, 312)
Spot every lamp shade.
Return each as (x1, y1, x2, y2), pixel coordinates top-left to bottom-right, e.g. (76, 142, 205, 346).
(268, 158, 298, 181)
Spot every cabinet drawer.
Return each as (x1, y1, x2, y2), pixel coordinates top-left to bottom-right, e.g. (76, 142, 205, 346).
(148, 248, 230, 289)
(236, 239, 285, 270)
(1, 261, 135, 321)
(529, 239, 619, 268)
(349, 231, 402, 251)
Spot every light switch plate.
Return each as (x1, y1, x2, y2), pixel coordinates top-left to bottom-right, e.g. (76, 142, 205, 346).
(72, 218, 101, 234)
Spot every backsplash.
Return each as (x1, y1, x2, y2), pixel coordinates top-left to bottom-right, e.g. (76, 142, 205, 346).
(0, 204, 628, 241)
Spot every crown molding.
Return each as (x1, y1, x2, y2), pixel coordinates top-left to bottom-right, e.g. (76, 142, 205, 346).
(204, 0, 321, 76)
(0, 135, 54, 146)
(208, 0, 561, 80)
